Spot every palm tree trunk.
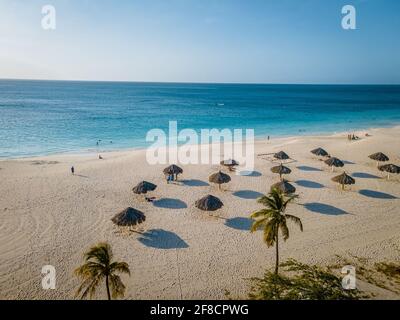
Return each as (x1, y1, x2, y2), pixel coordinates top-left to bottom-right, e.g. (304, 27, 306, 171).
(275, 232, 279, 274)
(106, 275, 111, 300)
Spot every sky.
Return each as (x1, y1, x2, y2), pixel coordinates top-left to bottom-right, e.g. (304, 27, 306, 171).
(0, 0, 399, 84)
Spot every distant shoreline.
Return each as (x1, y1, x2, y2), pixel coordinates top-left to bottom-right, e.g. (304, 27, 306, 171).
(2, 123, 399, 161)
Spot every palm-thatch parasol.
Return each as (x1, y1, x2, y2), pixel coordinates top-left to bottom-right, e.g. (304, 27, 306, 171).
(209, 171, 231, 190)
(369, 152, 389, 167)
(332, 172, 355, 190)
(220, 159, 239, 167)
(195, 195, 223, 212)
(324, 157, 344, 172)
(378, 164, 400, 180)
(311, 147, 329, 158)
(274, 151, 290, 161)
(132, 181, 157, 195)
(111, 207, 146, 228)
(163, 164, 183, 180)
(270, 180, 296, 194)
(270, 164, 292, 181)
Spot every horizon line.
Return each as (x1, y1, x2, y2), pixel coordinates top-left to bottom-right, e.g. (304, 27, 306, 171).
(1, 77, 399, 86)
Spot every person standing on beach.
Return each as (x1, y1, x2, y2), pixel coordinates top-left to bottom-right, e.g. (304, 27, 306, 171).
(71, 166, 75, 175)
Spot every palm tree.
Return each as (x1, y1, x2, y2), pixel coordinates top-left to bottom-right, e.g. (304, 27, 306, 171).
(74, 242, 130, 300)
(250, 188, 303, 274)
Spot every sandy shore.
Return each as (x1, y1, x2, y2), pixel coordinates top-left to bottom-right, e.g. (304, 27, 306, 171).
(1, 127, 400, 300)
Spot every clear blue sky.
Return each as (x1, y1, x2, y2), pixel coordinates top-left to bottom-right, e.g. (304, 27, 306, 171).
(1, 0, 399, 84)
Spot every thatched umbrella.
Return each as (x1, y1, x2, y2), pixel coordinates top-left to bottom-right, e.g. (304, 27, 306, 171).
(324, 157, 344, 172)
(332, 172, 355, 190)
(369, 152, 389, 167)
(195, 195, 223, 212)
(132, 181, 157, 195)
(163, 164, 183, 180)
(274, 151, 290, 161)
(311, 147, 329, 158)
(220, 159, 239, 167)
(270, 180, 296, 194)
(111, 207, 146, 228)
(378, 164, 400, 180)
(209, 171, 231, 190)
(270, 164, 291, 181)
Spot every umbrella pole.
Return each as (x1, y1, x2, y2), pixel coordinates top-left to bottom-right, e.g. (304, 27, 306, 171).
(341, 183, 344, 191)
(331, 166, 334, 172)
(218, 184, 221, 190)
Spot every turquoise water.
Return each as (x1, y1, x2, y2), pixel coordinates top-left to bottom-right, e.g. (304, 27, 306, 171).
(1, 80, 400, 158)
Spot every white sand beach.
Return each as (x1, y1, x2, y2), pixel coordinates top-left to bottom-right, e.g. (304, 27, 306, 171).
(1, 127, 400, 300)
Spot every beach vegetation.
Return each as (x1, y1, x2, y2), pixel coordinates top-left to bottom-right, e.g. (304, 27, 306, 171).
(250, 188, 302, 274)
(74, 242, 130, 300)
(248, 259, 366, 300)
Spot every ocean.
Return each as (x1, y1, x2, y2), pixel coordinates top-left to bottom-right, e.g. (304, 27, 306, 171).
(1, 79, 400, 158)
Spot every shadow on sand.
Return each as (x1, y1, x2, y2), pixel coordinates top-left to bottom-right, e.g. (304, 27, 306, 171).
(153, 198, 188, 209)
(224, 217, 253, 231)
(138, 229, 189, 249)
(296, 166, 322, 172)
(238, 170, 262, 177)
(181, 179, 209, 187)
(295, 180, 324, 189)
(304, 202, 348, 215)
(232, 190, 264, 199)
(75, 174, 89, 178)
(359, 189, 397, 200)
(351, 172, 380, 179)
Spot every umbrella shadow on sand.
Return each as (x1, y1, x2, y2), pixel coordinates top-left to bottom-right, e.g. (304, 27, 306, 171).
(181, 179, 209, 187)
(303, 202, 349, 215)
(296, 166, 322, 172)
(237, 170, 262, 177)
(138, 229, 189, 249)
(232, 190, 264, 199)
(359, 189, 397, 200)
(351, 172, 380, 179)
(224, 217, 253, 231)
(295, 180, 324, 189)
(153, 198, 188, 209)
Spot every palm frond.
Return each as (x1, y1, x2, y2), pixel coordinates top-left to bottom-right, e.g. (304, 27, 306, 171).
(280, 223, 289, 241)
(251, 209, 275, 219)
(109, 275, 126, 299)
(285, 214, 303, 232)
(250, 217, 268, 232)
(85, 243, 112, 266)
(110, 262, 131, 276)
(263, 221, 278, 246)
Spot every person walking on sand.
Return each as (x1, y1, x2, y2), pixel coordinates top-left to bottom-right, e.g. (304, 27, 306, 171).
(71, 166, 75, 175)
